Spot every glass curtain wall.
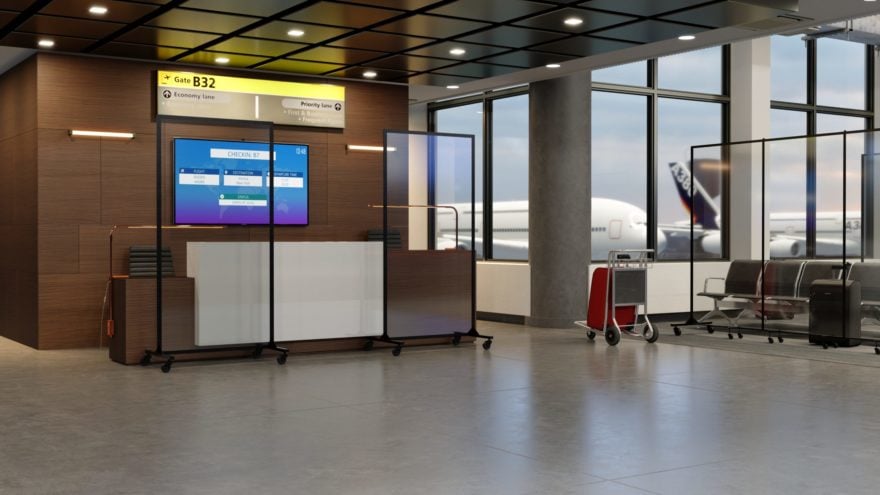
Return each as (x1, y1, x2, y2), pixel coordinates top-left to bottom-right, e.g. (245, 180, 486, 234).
(770, 34, 872, 258)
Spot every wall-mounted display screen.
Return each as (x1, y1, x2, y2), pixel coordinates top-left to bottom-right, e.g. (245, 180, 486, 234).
(173, 138, 308, 225)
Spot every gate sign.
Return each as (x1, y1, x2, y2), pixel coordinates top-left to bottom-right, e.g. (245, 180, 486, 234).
(157, 71, 345, 128)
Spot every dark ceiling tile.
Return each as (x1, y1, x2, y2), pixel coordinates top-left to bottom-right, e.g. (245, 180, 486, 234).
(91, 42, 184, 60)
(405, 73, 478, 87)
(591, 19, 706, 43)
(369, 54, 458, 72)
(512, 7, 636, 33)
(434, 62, 521, 78)
(182, 0, 309, 17)
(241, 21, 351, 44)
(575, 0, 716, 17)
(117, 27, 221, 48)
(211, 37, 306, 57)
(531, 35, 639, 57)
(480, 49, 573, 68)
(341, 0, 439, 10)
(659, 1, 793, 28)
(329, 31, 432, 52)
(405, 40, 510, 60)
(147, 8, 256, 33)
(3, 0, 36, 11)
(326, 66, 414, 82)
(39, 0, 158, 23)
(0, 11, 16, 26)
(292, 45, 385, 65)
(177, 51, 270, 68)
(284, 3, 400, 29)
(257, 58, 345, 74)
(18, 15, 124, 39)
(427, 0, 554, 23)
(374, 14, 490, 39)
(0, 32, 94, 51)
(457, 25, 566, 48)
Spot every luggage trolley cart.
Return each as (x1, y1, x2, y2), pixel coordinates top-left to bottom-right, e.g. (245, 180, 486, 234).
(575, 249, 658, 346)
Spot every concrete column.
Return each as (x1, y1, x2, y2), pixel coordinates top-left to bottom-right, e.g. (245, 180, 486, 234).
(729, 37, 771, 260)
(526, 73, 590, 327)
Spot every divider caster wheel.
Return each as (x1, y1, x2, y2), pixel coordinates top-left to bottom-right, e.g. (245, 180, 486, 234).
(831, 342, 838, 349)
(673, 326, 682, 336)
(451, 334, 461, 346)
(737, 333, 743, 339)
(363, 340, 374, 351)
(706, 325, 714, 334)
(139, 354, 152, 367)
(392, 346, 402, 357)
(161, 360, 172, 373)
(252, 346, 263, 359)
(823, 343, 829, 350)
(482, 339, 492, 350)
(605, 327, 621, 346)
(728, 333, 734, 340)
(778, 337, 784, 343)
(277, 353, 288, 365)
(875, 347, 880, 355)
(768, 337, 774, 344)
(587, 331, 596, 341)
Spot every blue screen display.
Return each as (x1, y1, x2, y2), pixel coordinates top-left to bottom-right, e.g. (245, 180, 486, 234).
(173, 138, 308, 225)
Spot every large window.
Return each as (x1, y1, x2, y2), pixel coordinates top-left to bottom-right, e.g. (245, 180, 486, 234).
(593, 50, 729, 261)
(770, 34, 872, 258)
(490, 94, 529, 261)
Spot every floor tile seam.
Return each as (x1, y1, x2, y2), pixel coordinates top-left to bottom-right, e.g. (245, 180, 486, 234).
(663, 335, 880, 370)
(339, 386, 536, 410)
(481, 444, 612, 482)
(607, 456, 740, 484)
(592, 479, 662, 495)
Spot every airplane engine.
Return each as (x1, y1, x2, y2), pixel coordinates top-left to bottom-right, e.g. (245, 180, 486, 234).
(700, 232, 722, 255)
(769, 238, 804, 258)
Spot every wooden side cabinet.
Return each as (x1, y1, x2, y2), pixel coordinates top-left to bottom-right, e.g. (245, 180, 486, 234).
(109, 277, 195, 365)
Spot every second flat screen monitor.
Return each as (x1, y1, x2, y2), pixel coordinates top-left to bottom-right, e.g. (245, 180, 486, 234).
(173, 138, 309, 225)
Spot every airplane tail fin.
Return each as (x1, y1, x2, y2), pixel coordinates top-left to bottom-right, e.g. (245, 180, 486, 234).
(668, 161, 720, 230)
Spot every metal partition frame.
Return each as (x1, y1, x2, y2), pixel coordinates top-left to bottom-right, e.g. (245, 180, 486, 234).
(676, 128, 880, 350)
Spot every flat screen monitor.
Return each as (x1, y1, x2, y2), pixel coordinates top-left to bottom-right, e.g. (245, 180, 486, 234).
(173, 138, 308, 225)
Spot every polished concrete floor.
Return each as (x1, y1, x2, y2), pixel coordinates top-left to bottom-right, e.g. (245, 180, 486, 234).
(2, 321, 880, 494)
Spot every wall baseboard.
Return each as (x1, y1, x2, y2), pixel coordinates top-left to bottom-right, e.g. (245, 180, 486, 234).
(476, 311, 525, 325)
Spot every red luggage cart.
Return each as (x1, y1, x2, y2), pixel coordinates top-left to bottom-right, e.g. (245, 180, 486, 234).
(575, 249, 658, 345)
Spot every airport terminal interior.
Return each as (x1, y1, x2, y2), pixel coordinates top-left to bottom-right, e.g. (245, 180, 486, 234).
(4, 0, 880, 493)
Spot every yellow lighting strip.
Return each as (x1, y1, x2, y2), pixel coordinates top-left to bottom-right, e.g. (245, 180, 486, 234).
(69, 130, 135, 139)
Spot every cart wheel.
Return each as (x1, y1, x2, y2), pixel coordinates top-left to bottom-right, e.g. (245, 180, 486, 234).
(605, 327, 621, 346)
(768, 337, 774, 344)
(728, 333, 733, 340)
(673, 326, 682, 336)
(139, 353, 152, 366)
(392, 346, 402, 357)
(643, 325, 659, 344)
(737, 332, 743, 339)
(482, 339, 492, 350)
(587, 331, 596, 341)
(706, 325, 715, 334)
(363, 340, 374, 351)
(277, 353, 288, 365)
(451, 334, 461, 346)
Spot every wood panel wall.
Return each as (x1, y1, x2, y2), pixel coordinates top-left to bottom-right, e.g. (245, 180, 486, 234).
(0, 57, 37, 348)
(19, 52, 408, 349)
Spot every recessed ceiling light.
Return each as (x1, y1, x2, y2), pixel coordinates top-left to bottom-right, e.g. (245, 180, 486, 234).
(215, 57, 230, 64)
(449, 47, 466, 56)
(563, 17, 583, 26)
(446, 85, 460, 89)
(363, 70, 377, 78)
(546, 63, 561, 69)
(287, 28, 305, 37)
(37, 39, 55, 48)
(88, 5, 108, 15)
(678, 34, 696, 41)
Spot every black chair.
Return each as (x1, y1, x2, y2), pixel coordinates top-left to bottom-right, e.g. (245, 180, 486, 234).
(698, 259, 765, 327)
